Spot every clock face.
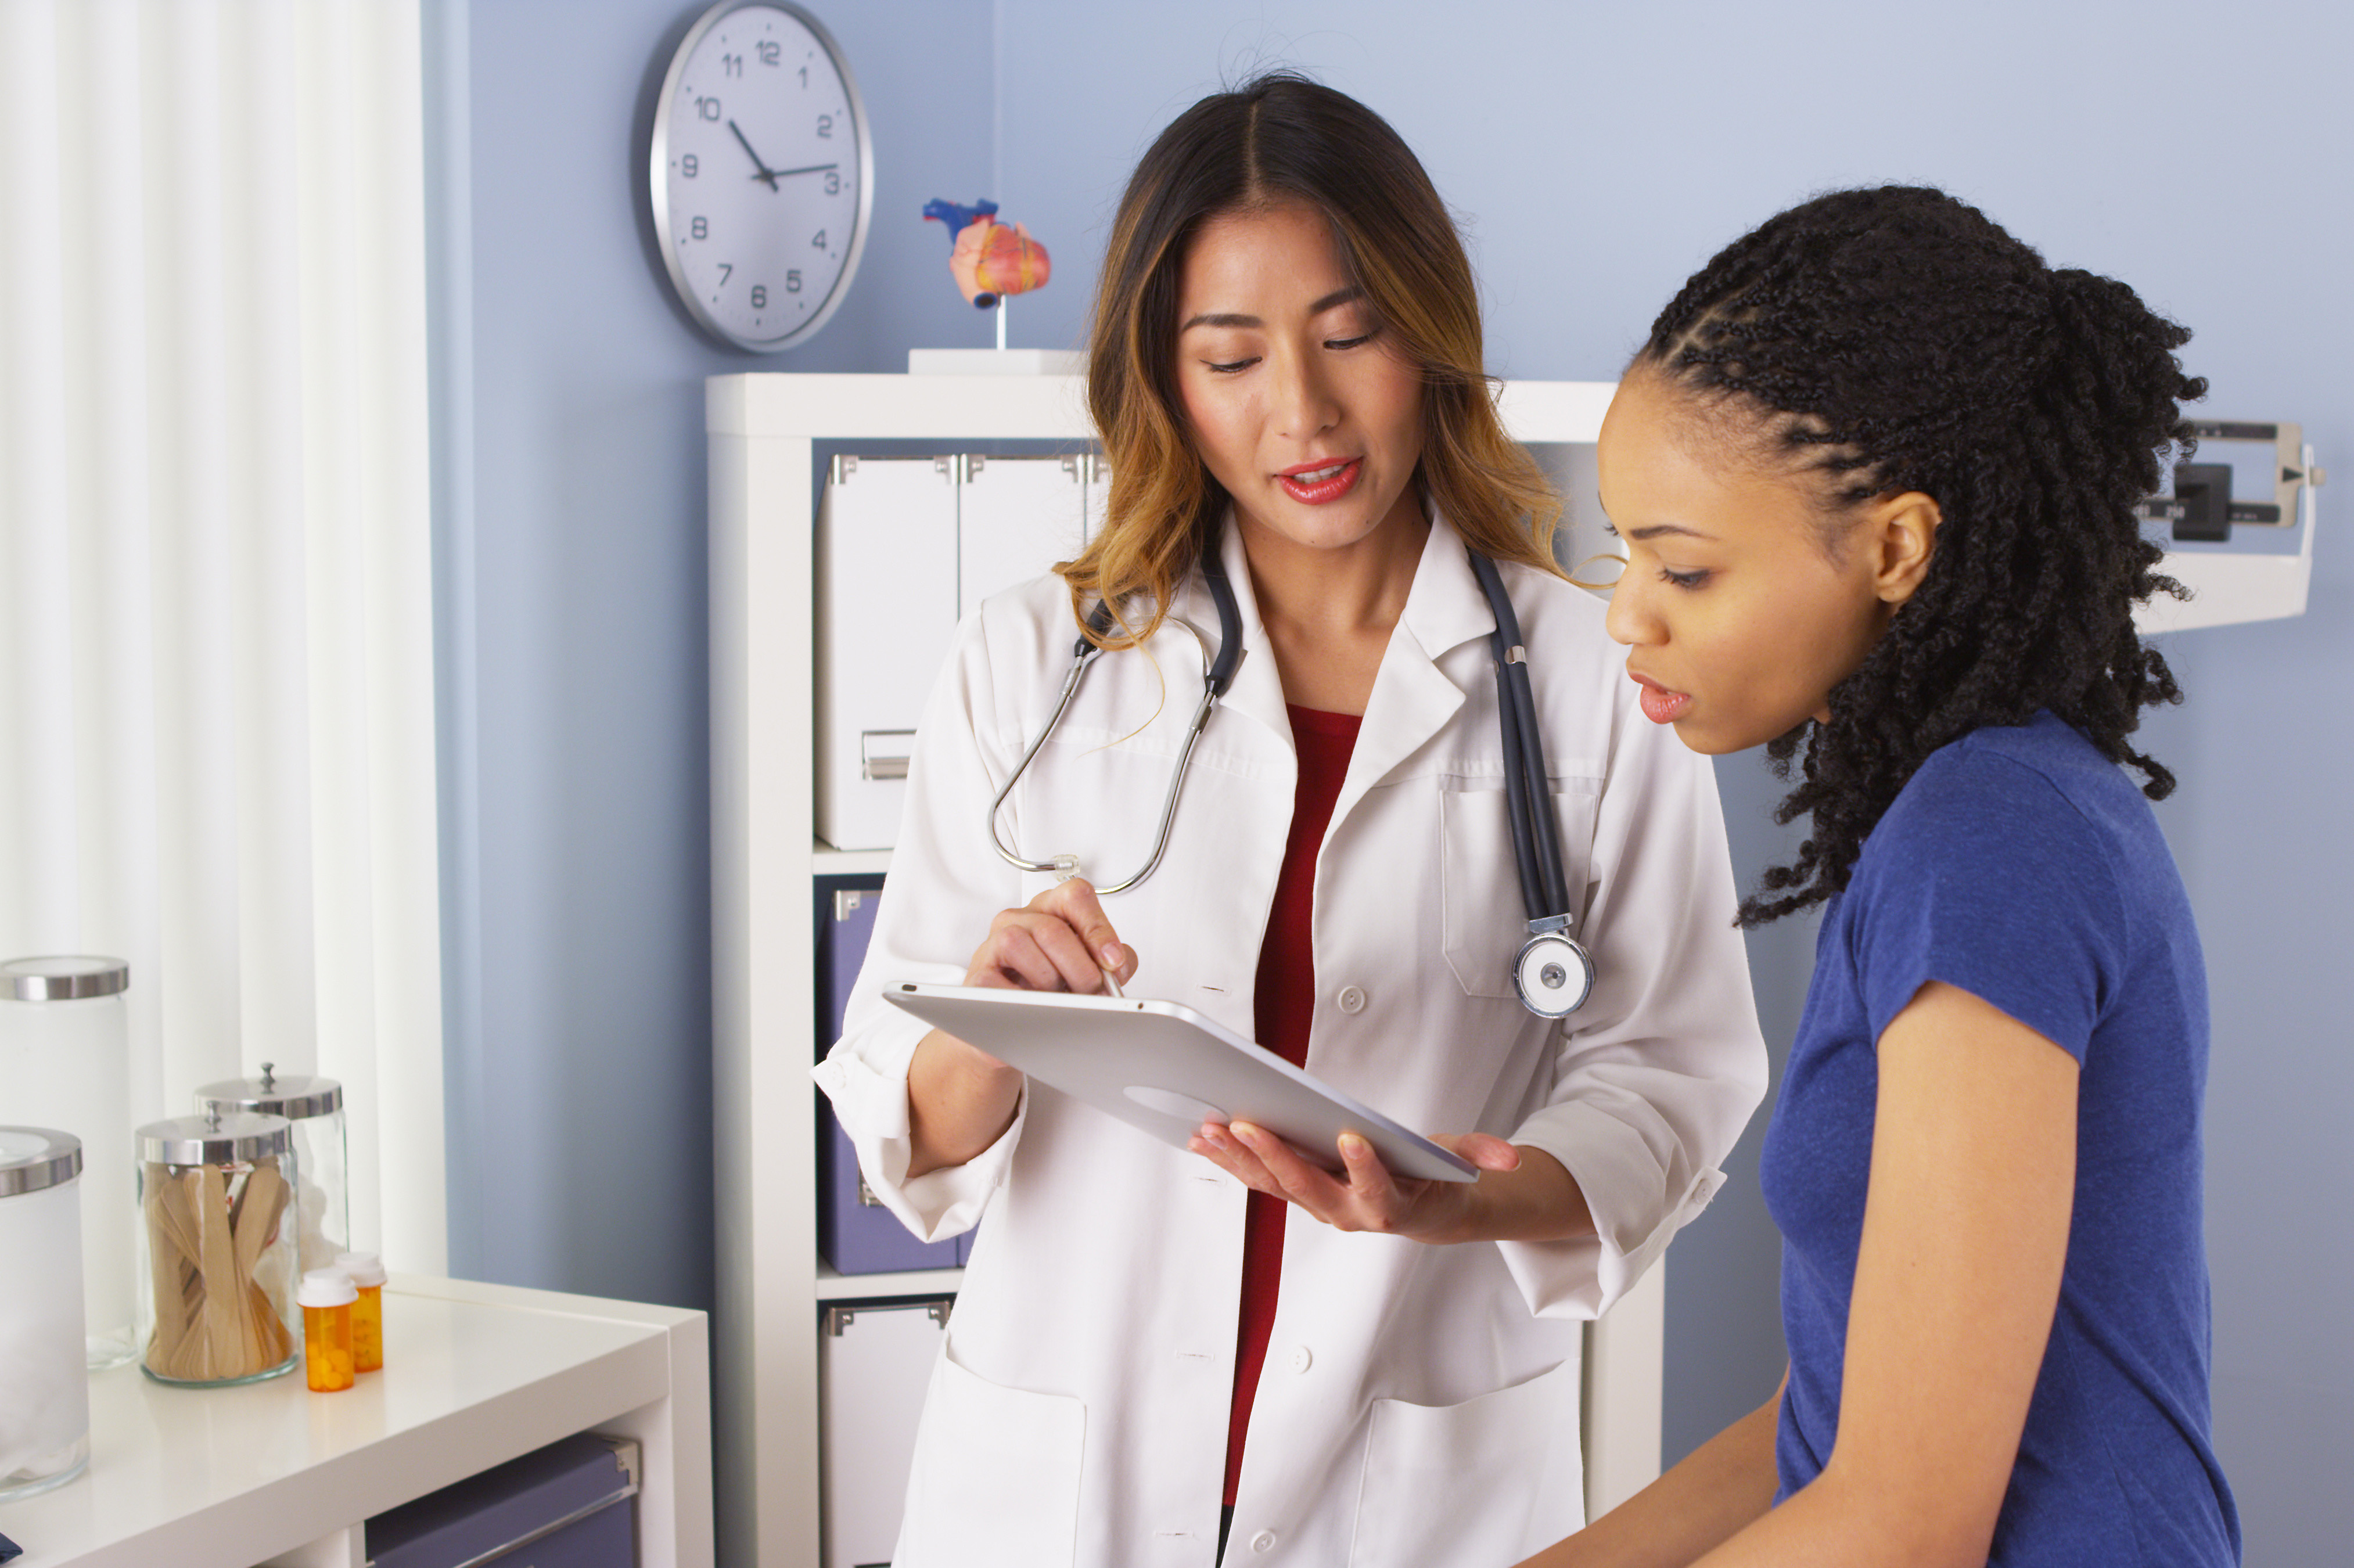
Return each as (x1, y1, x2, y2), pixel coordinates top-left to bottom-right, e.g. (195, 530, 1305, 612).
(652, 2, 872, 351)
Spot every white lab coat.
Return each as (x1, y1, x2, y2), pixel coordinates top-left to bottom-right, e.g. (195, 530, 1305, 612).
(815, 514, 1766, 1568)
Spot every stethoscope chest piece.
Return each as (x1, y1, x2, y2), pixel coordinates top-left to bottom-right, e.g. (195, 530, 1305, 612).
(1513, 928, 1595, 1020)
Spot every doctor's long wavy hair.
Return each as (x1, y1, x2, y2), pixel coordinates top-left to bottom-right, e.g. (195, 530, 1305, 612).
(1064, 71, 1561, 649)
(1637, 186, 2202, 926)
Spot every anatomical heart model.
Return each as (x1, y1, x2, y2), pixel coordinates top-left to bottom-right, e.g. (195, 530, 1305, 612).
(923, 197, 1051, 309)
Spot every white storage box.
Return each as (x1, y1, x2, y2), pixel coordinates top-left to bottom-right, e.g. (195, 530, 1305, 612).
(815, 458, 959, 851)
(820, 1297, 950, 1568)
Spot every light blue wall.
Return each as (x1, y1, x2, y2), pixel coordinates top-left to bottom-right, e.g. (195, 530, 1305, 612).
(438, 1, 2352, 1557)
(435, 0, 997, 1311)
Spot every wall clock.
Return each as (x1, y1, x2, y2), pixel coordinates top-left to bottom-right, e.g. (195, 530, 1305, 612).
(650, 0, 874, 351)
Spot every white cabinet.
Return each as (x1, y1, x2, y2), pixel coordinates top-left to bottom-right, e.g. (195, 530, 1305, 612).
(0, 1275, 711, 1568)
(706, 372, 1663, 1568)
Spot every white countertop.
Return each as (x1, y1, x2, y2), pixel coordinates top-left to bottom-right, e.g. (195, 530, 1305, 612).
(0, 1274, 708, 1568)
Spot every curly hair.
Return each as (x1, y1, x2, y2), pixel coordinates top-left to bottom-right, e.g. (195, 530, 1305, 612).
(1636, 185, 2206, 926)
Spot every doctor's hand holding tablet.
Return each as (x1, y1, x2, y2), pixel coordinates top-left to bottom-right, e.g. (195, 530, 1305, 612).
(890, 873, 1530, 1235)
(815, 70, 1766, 1568)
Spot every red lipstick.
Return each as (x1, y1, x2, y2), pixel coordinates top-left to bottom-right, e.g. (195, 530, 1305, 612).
(1276, 456, 1363, 505)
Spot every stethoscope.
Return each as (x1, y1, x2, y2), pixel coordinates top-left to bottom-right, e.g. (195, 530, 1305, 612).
(987, 523, 1595, 1019)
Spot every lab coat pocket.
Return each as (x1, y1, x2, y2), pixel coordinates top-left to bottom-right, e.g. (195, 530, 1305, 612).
(1439, 776, 1601, 1000)
(1349, 1354, 1586, 1567)
(894, 1336, 1086, 1568)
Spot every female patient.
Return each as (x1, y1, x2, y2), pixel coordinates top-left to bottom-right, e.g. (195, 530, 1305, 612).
(1525, 186, 2239, 1566)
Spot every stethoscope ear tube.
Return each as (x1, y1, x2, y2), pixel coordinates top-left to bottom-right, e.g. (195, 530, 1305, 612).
(1503, 652, 1573, 920)
(1489, 632, 1549, 923)
(1195, 515, 1246, 696)
(1468, 551, 1574, 924)
(991, 517, 1244, 893)
(1468, 549, 1593, 1018)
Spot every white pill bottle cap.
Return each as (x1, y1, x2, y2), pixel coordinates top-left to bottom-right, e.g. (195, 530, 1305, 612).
(335, 1251, 387, 1288)
(297, 1269, 358, 1309)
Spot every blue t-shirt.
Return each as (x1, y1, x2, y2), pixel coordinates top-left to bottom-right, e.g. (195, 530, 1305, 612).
(1759, 713, 2239, 1565)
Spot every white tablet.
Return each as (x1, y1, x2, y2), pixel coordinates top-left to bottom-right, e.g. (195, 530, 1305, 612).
(881, 981, 1479, 1184)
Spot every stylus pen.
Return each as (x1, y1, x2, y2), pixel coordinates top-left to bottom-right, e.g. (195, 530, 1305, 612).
(1100, 967, 1126, 999)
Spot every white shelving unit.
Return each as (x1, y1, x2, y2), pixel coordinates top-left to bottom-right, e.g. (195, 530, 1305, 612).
(706, 371, 1664, 1568)
(0, 1274, 711, 1568)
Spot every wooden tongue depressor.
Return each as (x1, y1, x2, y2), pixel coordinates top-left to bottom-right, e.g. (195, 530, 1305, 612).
(196, 1164, 244, 1379)
(232, 1160, 293, 1365)
(143, 1171, 189, 1374)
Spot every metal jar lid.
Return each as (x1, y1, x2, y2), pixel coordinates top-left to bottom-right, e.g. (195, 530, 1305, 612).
(138, 1111, 292, 1167)
(0, 1127, 84, 1197)
(2, 955, 130, 1001)
(194, 1060, 342, 1121)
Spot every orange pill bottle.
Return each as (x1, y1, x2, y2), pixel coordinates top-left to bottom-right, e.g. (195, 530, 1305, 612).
(336, 1251, 386, 1372)
(299, 1269, 357, 1393)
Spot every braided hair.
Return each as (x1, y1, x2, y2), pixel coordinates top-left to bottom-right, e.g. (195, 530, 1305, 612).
(1637, 186, 2205, 926)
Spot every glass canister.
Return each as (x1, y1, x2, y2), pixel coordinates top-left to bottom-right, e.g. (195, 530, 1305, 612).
(194, 1063, 346, 1279)
(0, 956, 135, 1368)
(135, 1112, 301, 1386)
(0, 1127, 92, 1499)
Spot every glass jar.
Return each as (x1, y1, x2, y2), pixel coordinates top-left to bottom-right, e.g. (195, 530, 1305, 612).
(195, 1063, 346, 1279)
(135, 1112, 301, 1386)
(0, 956, 135, 1369)
(0, 1127, 92, 1499)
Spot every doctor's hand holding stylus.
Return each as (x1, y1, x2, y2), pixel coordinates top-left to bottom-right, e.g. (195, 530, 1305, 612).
(905, 877, 1133, 1179)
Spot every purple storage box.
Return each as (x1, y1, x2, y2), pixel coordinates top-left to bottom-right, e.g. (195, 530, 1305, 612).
(817, 878, 961, 1274)
(366, 1432, 637, 1568)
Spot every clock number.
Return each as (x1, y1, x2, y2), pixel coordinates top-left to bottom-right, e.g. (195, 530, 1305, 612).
(759, 41, 781, 66)
(717, 262, 732, 285)
(816, 113, 833, 139)
(681, 153, 698, 178)
(691, 216, 709, 240)
(750, 285, 768, 308)
(696, 95, 721, 121)
(811, 229, 826, 250)
(723, 53, 742, 76)
(797, 64, 807, 87)
(824, 171, 840, 195)
(786, 269, 803, 293)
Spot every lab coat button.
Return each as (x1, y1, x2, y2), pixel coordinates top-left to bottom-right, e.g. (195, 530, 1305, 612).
(1251, 1530, 1278, 1553)
(1336, 985, 1367, 1015)
(1286, 1344, 1311, 1373)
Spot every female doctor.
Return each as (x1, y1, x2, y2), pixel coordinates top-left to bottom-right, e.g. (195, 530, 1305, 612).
(816, 74, 1766, 1568)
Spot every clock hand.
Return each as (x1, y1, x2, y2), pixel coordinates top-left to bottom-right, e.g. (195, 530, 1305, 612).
(726, 120, 780, 190)
(766, 162, 840, 179)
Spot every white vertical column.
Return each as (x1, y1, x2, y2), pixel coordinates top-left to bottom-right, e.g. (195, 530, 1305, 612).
(293, 0, 381, 1255)
(57, 0, 167, 1123)
(145, 0, 246, 1111)
(0, 0, 80, 959)
(221, 0, 323, 1086)
(346, 0, 444, 1271)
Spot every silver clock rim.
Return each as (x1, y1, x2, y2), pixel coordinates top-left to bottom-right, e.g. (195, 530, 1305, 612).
(648, 0, 876, 354)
